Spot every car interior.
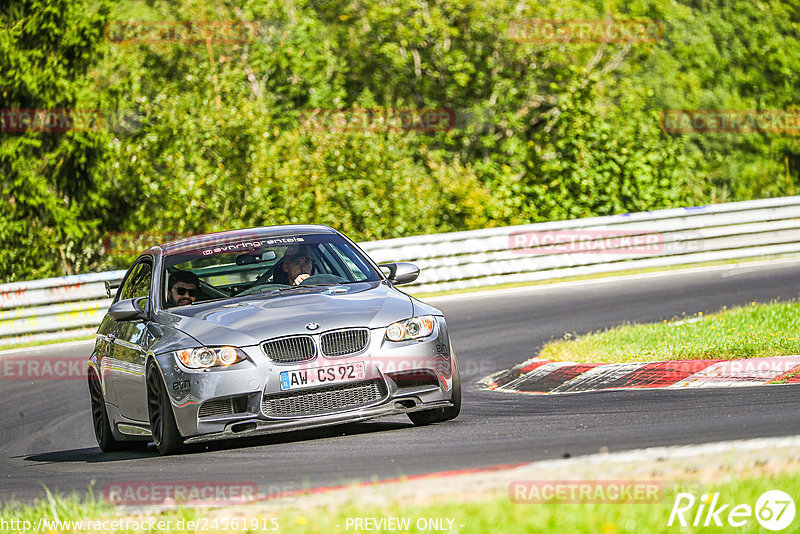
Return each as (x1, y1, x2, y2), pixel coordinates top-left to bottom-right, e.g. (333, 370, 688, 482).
(163, 242, 368, 306)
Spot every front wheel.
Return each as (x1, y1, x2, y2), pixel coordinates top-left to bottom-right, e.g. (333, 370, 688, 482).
(146, 362, 183, 455)
(408, 355, 461, 426)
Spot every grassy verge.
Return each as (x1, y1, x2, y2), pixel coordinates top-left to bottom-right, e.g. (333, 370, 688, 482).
(1, 472, 798, 533)
(317, 474, 797, 533)
(540, 300, 800, 364)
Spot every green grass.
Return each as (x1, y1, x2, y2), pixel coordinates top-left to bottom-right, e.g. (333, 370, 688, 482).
(291, 474, 800, 533)
(2, 473, 798, 533)
(540, 300, 800, 364)
(0, 486, 115, 532)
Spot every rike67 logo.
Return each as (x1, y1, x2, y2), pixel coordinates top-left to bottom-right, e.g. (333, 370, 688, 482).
(668, 490, 796, 531)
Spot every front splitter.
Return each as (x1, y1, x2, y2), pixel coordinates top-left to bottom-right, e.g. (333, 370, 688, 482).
(183, 400, 452, 444)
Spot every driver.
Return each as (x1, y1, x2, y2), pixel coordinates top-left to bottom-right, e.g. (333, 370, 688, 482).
(281, 245, 314, 285)
(167, 270, 201, 307)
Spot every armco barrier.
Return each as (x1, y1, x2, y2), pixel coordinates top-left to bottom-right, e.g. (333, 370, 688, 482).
(2, 197, 800, 346)
(360, 196, 800, 292)
(0, 271, 125, 346)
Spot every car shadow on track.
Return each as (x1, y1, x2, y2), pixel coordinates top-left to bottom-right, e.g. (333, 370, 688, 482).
(22, 420, 414, 463)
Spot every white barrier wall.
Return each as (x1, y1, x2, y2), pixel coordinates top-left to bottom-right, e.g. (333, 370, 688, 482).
(361, 196, 800, 292)
(2, 196, 800, 346)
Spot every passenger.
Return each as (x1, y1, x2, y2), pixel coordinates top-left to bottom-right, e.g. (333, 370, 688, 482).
(167, 270, 200, 307)
(277, 245, 314, 285)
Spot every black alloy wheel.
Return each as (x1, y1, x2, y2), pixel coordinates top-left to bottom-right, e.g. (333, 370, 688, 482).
(146, 361, 183, 455)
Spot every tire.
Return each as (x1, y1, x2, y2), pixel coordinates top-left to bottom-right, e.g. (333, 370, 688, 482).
(408, 354, 462, 426)
(88, 372, 147, 452)
(146, 361, 183, 455)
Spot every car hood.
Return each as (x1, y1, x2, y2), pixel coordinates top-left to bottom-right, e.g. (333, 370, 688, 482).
(154, 282, 415, 347)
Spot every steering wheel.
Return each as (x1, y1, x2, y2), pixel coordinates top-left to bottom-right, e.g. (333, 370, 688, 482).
(298, 274, 347, 285)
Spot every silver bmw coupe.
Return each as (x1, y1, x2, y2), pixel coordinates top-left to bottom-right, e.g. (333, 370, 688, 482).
(88, 225, 460, 455)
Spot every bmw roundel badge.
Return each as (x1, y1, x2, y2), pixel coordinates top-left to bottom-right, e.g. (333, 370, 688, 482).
(305, 322, 320, 331)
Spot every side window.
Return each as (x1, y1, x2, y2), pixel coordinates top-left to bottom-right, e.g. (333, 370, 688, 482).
(118, 261, 153, 300)
(117, 263, 143, 301)
(130, 263, 152, 299)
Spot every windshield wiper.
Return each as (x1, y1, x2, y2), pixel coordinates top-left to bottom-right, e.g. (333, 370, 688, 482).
(187, 284, 333, 304)
(191, 296, 230, 305)
(272, 284, 333, 292)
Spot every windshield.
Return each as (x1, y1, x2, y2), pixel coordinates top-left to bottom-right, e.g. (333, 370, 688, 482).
(161, 233, 380, 307)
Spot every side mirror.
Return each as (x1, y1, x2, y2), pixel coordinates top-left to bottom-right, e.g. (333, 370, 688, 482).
(379, 262, 420, 285)
(109, 297, 148, 321)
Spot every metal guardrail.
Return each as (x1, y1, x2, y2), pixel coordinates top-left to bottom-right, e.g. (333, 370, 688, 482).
(2, 196, 800, 346)
(361, 196, 800, 292)
(0, 271, 126, 346)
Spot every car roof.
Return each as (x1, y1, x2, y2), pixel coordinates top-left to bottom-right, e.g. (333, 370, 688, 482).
(157, 225, 338, 256)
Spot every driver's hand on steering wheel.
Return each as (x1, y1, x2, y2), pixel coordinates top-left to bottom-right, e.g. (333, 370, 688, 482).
(283, 255, 313, 285)
(293, 273, 310, 285)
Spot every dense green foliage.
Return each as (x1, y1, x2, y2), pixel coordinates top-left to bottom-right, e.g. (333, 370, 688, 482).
(2, 0, 799, 282)
(0, 0, 113, 278)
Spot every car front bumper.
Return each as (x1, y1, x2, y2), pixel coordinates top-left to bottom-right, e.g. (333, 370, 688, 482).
(156, 318, 457, 441)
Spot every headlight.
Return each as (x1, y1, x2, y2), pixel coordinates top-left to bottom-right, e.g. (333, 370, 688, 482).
(385, 316, 436, 341)
(175, 346, 247, 369)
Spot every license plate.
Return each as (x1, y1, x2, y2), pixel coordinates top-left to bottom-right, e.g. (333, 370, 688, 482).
(279, 362, 366, 391)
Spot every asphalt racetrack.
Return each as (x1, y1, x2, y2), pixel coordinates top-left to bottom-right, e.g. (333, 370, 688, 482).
(3, 260, 800, 502)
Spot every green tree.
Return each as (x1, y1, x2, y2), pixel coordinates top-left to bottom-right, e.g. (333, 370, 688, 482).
(0, 0, 113, 282)
(3, 0, 800, 283)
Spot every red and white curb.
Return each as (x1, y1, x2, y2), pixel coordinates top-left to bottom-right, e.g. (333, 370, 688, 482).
(481, 355, 800, 394)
